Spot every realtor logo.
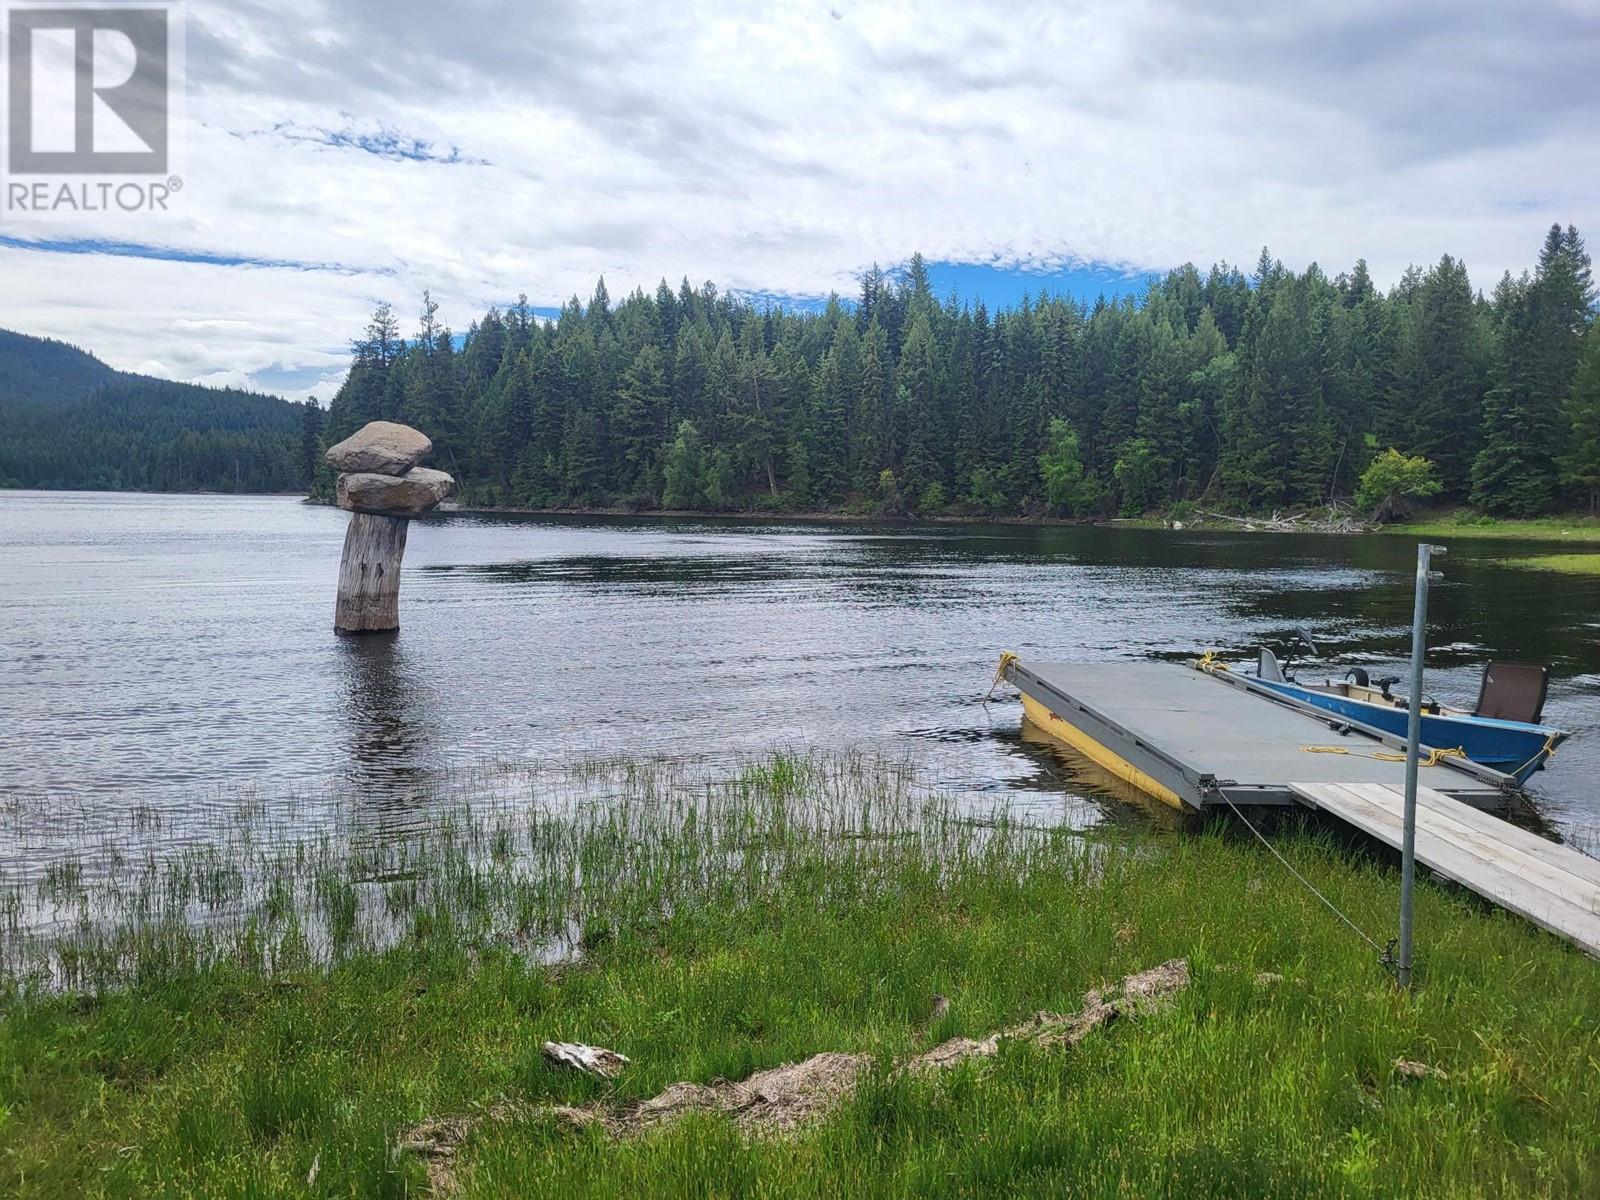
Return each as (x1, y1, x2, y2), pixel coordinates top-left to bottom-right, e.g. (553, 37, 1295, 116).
(3, 1, 183, 216)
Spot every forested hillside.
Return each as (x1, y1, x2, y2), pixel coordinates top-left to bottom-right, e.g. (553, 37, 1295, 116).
(311, 221, 1589, 518)
(0, 330, 317, 493)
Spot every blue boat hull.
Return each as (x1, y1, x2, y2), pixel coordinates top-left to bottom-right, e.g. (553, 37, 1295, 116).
(1251, 678, 1563, 784)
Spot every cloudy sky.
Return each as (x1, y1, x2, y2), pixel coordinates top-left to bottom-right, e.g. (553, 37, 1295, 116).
(1, 0, 1597, 403)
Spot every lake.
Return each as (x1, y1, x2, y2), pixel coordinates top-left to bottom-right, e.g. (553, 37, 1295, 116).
(4, 490, 1599, 856)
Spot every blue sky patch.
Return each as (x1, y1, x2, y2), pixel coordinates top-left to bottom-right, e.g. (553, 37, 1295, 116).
(0, 233, 373, 275)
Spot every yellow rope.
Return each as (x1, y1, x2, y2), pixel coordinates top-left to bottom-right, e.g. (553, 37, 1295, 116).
(1196, 650, 1229, 672)
(1507, 731, 1561, 780)
(984, 651, 1020, 704)
(1299, 744, 1467, 767)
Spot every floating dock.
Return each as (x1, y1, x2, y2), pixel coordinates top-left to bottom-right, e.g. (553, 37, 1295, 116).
(1004, 659, 1600, 957)
(1004, 660, 1507, 810)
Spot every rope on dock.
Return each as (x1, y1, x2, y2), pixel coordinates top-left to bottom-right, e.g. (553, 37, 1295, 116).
(1298, 743, 1467, 767)
(1218, 792, 1397, 976)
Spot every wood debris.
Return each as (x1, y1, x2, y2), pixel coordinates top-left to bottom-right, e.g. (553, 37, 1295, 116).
(542, 1041, 630, 1079)
(1393, 1057, 1449, 1081)
(1197, 505, 1372, 534)
(396, 959, 1190, 1193)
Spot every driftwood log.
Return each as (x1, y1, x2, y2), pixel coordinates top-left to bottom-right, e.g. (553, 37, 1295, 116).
(326, 421, 454, 634)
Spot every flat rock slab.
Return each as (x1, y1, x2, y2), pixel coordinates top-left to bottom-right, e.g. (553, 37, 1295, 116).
(338, 468, 456, 518)
(326, 420, 433, 475)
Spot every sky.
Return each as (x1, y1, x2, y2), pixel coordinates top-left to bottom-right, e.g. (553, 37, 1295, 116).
(1, 0, 1597, 404)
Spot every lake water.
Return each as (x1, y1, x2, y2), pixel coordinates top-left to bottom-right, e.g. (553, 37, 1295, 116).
(4, 490, 1599, 855)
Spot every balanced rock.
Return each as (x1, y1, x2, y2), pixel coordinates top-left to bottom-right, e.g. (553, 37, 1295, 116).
(337, 467, 457, 518)
(326, 421, 433, 476)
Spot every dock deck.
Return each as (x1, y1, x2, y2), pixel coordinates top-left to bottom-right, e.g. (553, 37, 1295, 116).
(1291, 783, 1600, 957)
(1006, 660, 1506, 810)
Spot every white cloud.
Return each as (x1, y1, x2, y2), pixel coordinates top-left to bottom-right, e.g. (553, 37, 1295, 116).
(2, 0, 1596, 398)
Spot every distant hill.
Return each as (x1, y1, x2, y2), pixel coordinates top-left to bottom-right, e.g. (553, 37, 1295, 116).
(0, 329, 317, 493)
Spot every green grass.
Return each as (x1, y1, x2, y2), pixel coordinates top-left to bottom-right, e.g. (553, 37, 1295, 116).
(1384, 511, 1600, 544)
(1, 753, 1597, 1198)
(1499, 553, 1600, 576)
(1118, 506, 1600, 542)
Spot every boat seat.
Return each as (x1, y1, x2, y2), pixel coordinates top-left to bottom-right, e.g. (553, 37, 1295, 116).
(1258, 648, 1284, 682)
(1474, 662, 1549, 724)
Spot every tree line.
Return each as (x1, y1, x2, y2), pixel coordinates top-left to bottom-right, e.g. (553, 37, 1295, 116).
(0, 329, 314, 493)
(317, 224, 1600, 518)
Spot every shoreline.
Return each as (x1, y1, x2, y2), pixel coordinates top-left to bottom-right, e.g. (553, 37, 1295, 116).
(443, 501, 1099, 527)
(3, 751, 1595, 1195)
(442, 500, 1600, 544)
(11, 486, 1600, 547)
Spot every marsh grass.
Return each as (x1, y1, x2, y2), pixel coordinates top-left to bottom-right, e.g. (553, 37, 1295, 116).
(1, 751, 1597, 1198)
(1499, 552, 1600, 576)
(1384, 512, 1600, 543)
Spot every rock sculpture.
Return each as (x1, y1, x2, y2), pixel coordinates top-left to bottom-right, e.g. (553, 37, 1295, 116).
(326, 421, 455, 633)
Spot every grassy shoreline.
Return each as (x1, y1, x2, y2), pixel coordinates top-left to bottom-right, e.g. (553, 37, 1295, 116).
(1496, 552, 1600, 577)
(1384, 512, 1600, 544)
(435, 499, 1600, 546)
(3, 753, 1597, 1197)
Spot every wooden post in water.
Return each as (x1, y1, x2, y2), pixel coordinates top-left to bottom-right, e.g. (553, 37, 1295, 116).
(325, 421, 455, 635)
(334, 512, 410, 633)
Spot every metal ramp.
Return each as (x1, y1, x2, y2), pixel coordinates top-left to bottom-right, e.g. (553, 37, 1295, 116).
(1290, 782, 1600, 958)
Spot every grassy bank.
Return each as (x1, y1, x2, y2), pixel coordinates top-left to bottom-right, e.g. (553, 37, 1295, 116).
(1498, 552, 1600, 577)
(437, 500, 1600, 545)
(1384, 511, 1600, 544)
(2, 755, 1597, 1197)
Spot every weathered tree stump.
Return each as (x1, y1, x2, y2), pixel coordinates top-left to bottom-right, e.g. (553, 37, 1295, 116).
(334, 512, 410, 633)
(326, 421, 454, 635)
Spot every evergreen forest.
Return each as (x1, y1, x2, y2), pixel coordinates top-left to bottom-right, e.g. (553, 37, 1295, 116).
(318, 224, 1600, 518)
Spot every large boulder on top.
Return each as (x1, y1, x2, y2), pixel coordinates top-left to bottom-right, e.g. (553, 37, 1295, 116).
(326, 421, 432, 476)
(337, 467, 456, 518)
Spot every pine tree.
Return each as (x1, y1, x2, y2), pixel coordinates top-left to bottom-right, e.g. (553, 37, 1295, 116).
(1101, 306, 1151, 452)
(1561, 324, 1600, 511)
(897, 313, 939, 495)
(1473, 226, 1594, 513)
(612, 343, 669, 499)
(854, 319, 891, 488)
(561, 409, 604, 503)
(1135, 315, 1187, 498)
(504, 349, 535, 459)
(298, 399, 325, 487)
(808, 324, 856, 503)
(732, 319, 777, 495)
(1409, 255, 1489, 493)
(661, 419, 705, 509)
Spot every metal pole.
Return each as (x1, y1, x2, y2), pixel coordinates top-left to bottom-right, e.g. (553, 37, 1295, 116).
(1398, 542, 1444, 989)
